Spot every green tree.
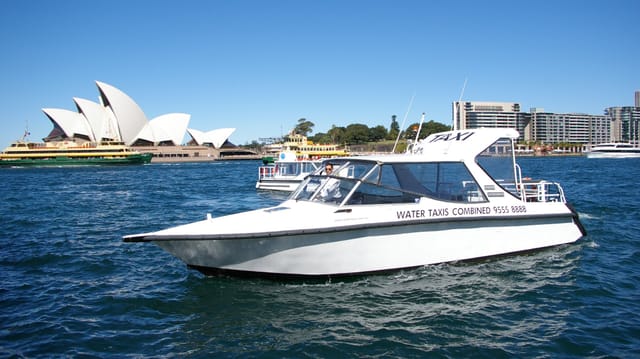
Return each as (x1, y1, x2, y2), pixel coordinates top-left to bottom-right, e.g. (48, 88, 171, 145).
(422, 120, 449, 137)
(293, 118, 315, 136)
(369, 125, 387, 142)
(387, 115, 400, 140)
(309, 132, 332, 144)
(404, 120, 449, 140)
(345, 124, 370, 144)
(328, 126, 346, 144)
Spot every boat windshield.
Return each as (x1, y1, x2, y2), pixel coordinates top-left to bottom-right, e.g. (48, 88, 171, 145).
(291, 159, 487, 205)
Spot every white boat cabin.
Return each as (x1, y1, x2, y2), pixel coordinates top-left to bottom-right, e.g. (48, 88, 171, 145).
(292, 128, 565, 205)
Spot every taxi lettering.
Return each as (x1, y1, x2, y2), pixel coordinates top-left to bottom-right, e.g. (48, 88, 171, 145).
(429, 131, 474, 143)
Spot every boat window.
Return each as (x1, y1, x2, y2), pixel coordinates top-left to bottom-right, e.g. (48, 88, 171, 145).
(346, 181, 414, 204)
(293, 159, 485, 204)
(291, 160, 376, 203)
(476, 137, 518, 196)
(294, 176, 325, 201)
(349, 162, 486, 204)
(331, 160, 376, 180)
(302, 162, 320, 173)
(396, 162, 485, 202)
(279, 163, 298, 176)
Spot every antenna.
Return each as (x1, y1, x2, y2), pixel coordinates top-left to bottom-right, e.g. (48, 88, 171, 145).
(392, 93, 415, 153)
(453, 78, 467, 130)
(414, 112, 426, 143)
(21, 120, 31, 141)
(458, 77, 467, 102)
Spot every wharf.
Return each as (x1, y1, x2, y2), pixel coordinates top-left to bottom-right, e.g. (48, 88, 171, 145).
(133, 145, 260, 163)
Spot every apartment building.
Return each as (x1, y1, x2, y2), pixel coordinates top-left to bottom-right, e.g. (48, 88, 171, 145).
(605, 106, 640, 145)
(452, 101, 529, 140)
(526, 109, 609, 144)
(453, 92, 640, 145)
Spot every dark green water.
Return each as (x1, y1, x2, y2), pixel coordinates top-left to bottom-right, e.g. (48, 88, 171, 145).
(1, 158, 638, 357)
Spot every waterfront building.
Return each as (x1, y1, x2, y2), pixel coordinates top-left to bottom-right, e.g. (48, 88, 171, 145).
(27, 81, 248, 162)
(605, 105, 640, 145)
(452, 101, 529, 140)
(525, 108, 609, 145)
(453, 92, 640, 147)
(40, 81, 235, 149)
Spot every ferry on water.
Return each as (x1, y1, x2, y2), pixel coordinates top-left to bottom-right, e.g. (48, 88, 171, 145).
(256, 150, 323, 191)
(585, 143, 640, 158)
(0, 139, 152, 167)
(261, 133, 348, 162)
(257, 133, 349, 191)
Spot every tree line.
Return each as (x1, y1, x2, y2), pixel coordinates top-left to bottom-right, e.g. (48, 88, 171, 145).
(290, 116, 450, 145)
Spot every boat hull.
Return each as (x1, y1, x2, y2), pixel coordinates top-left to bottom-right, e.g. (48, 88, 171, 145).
(145, 213, 584, 278)
(0, 153, 152, 166)
(586, 152, 640, 159)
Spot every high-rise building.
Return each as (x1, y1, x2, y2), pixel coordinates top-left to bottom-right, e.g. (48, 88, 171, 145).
(601, 91, 640, 145)
(453, 92, 640, 145)
(605, 106, 640, 145)
(526, 108, 609, 144)
(452, 101, 529, 140)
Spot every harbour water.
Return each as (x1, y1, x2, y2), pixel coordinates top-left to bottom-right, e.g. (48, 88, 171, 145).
(1, 157, 638, 357)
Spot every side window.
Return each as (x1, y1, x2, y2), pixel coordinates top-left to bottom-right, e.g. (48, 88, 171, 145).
(430, 162, 486, 202)
(347, 182, 414, 205)
(397, 162, 486, 203)
(476, 137, 517, 196)
(347, 165, 416, 204)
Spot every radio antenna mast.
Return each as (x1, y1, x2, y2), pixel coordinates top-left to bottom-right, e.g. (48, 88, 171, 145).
(414, 112, 426, 143)
(392, 93, 415, 153)
(21, 120, 30, 141)
(453, 78, 467, 130)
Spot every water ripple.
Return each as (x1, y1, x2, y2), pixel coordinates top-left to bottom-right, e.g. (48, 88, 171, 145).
(1, 159, 639, 357)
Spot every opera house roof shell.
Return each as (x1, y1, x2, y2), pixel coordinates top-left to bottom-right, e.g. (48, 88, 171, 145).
(41, 81, 235, 148)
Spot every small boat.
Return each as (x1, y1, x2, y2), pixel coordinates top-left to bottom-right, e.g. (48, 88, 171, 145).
(0, 140, 153, 166)
(124, 128, 586, 279)
(256, 151, 322, 192)
(585, 143, 640, 158)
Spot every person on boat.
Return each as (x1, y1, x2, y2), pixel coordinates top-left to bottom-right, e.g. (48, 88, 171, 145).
(319, 163, 342, 202)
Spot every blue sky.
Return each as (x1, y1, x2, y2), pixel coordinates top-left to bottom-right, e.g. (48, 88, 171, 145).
(1, 0, 638, 146)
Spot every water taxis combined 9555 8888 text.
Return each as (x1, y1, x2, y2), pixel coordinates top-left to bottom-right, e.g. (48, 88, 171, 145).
(124, 128, 586, 279)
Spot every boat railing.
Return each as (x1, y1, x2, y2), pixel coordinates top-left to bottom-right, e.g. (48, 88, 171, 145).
(258, 165, 277, 179)
(524, 181, 566, 203)
(508, 163, 566, 202)
(502, 179, 566, 203)
(257, 164, 299, 179)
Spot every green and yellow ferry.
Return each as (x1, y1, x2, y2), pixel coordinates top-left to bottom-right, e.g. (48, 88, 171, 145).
(0, 140, 152, 167)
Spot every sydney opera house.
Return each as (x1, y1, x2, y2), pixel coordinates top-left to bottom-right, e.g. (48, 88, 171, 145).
(40, 81, 255, 161)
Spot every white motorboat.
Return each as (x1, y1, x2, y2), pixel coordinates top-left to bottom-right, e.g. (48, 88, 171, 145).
(124, 128, 586, 279)
(585, 143, 640, 158)
(255, 151, 322, 192)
